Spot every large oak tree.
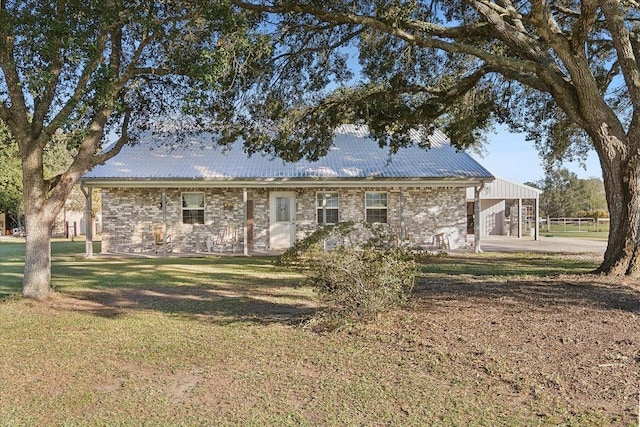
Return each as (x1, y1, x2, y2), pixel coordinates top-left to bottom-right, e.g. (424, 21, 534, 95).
(232, 0, 640, 276)
(0, 0, 266, 299)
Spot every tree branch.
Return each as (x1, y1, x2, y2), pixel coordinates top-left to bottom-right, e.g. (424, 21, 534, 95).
(91, 108, 131, 165)
(31, 1, 67, 141)
(601, 0, 640, 112)
(235, 1, 544, 85)
(273, 27, 365, 62)
(39, 28, 111, 145)
(0, 33, 31, 137)
(571, 0, 598, 52)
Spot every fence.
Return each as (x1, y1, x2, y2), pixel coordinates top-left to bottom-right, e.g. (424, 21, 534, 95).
(546, 217, 610, 233)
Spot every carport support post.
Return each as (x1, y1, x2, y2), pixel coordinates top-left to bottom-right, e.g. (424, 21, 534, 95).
(399, 187, 405, 242)
(162, 188, 167, 257)
(517, 198, 523, 238)
(534, 197, 539, 241)
(243, 187, 248, 256)
(474, 184, 483, 253)
(81, 184, 93, 257)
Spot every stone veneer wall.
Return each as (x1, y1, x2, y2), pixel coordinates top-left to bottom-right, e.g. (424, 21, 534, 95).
(101, 186, 467, 253)
(292, 187, 467, 248)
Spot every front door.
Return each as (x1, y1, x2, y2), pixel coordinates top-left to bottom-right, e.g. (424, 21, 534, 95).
(269, 191, 296, 250)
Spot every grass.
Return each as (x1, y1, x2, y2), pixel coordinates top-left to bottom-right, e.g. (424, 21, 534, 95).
(540, 230, 609, 240)
(0, 238, 637, 426)
(416, 251, 599, 277)
(539, 224, 609, 240)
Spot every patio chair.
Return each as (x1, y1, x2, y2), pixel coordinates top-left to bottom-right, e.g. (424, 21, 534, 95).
(432, 232, 450, 250)
(213, 226, 240, 252)
(154, 227, 172, 253)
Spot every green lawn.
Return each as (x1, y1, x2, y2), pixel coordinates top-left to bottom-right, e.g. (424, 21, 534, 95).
(540, 230, 609, 240)
(0, 239, 637, 426)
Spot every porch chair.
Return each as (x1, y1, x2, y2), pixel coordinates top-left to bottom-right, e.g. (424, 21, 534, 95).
(212, 226, 240, 252)
(154, 227, 172, 254)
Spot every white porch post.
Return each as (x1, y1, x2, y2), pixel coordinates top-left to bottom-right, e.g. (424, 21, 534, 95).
(399, 187, 405, 242)
(517, 198, 523, 238)
(243, 187, 248, 256)
(474, 184, 483, 253)
(534, 196, 540, 241)
(162, 188, 167, 257)
(82, 184, 93, 257)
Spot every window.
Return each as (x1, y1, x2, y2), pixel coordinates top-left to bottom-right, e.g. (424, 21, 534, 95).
(365, 192, 387, 223)
(182, 192, 205, 224)
(275, 196, 291, 222)
(316, 192, 339, 224)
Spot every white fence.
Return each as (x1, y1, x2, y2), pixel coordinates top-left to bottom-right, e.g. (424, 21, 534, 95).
(546, 217, 610, 232)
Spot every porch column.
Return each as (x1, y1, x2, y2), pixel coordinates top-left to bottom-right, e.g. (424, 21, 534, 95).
(243, 187, 248, 256)
(474, 184, 483, 253)
(517, 198, 523, 238)
(534, 196, 539, 241)
(83, 185, 93, 257)
(162, 188, 167, 257)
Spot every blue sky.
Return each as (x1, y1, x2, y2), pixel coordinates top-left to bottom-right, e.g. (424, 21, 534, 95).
(470, 125, 603, 184)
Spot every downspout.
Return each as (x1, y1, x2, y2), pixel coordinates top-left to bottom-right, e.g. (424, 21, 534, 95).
(80, 182, 93, 257)
(474, 181, 485, 253)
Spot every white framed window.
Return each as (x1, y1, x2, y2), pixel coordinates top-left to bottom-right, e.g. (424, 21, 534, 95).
(316, 192, 339, 224)
(365, 192, 388, 223)
(182, 192, 205, 224)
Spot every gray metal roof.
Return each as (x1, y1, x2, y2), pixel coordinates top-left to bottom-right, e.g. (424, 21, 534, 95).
(466, 176, 542, 200)
(83, 124, 494, 183)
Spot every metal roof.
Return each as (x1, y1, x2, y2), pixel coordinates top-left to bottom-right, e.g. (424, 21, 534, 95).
(83, 124, 494, 184)
(466, 176, 542, 200)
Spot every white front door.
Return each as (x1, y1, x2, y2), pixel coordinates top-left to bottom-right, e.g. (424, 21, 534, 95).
(269, 191, 296, 250)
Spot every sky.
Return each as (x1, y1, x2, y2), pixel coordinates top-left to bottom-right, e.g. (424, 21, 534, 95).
(469, 125, 603, 185)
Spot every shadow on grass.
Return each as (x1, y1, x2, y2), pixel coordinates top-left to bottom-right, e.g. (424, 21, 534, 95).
(1, 240, 318, 325)
(415, 277, 640, 313)
(65, 285, 317, 325)
(417, 253, 601, 277)
(50, 257, 318, 325)
(416, 253, 640, 313)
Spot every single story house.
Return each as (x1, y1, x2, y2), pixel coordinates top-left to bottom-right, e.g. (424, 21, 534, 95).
(80, 124, 495, 255)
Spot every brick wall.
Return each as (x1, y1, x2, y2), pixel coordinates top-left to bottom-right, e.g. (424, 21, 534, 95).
(100, 186, 467, 253)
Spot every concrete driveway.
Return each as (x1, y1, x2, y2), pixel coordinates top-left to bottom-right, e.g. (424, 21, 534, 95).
(470, 235, 607, 254)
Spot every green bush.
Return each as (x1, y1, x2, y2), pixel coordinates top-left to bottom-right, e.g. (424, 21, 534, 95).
(279, 223, 417, 331)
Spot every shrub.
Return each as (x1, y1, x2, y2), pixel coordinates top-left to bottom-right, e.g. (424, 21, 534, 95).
(279, 223, 417, 331)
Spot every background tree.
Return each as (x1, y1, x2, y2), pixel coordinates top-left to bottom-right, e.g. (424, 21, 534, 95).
(0, 0, 265, 299)
(536, 167, 584, 218)
(579, 177, 608, 216)
(0, 120, 79, 231)
(0, 121, 23, 230)
(232, 0, 640, 276)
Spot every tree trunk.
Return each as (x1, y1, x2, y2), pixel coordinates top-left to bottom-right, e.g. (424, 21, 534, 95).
(592, 131, 640, 277)
(20, 142, 60, 300)
(22, 211, 54, 300)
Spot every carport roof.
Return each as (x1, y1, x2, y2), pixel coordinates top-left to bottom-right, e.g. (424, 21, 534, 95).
(466, 176, 542, 200)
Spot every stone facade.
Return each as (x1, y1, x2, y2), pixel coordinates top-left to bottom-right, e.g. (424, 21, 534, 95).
(100, 186, 467, 253)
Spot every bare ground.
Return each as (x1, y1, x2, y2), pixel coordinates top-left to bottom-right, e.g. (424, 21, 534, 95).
(3, 252, 639, 425)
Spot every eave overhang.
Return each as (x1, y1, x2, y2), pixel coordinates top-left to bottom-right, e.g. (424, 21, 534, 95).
(80, 176, 495, 189)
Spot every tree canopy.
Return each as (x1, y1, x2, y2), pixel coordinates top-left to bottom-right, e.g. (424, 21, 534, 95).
(231, 0, 640, 276)
(0, 0, 268, 298)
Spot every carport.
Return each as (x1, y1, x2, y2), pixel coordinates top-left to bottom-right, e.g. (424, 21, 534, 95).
(466, 177, 542, 240)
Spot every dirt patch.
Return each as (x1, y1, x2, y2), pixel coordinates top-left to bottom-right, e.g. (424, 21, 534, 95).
(371, 272, 640, 422)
